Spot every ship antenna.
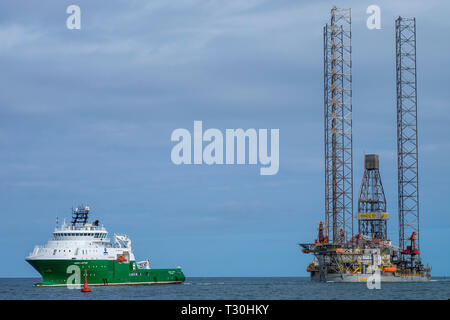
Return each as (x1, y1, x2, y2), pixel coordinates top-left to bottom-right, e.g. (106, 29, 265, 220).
(71, 204, 90, 227)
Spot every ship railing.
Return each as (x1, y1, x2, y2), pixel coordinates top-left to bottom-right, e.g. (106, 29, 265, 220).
(29, 245, 45, 256)
(55, 225, 107, 232)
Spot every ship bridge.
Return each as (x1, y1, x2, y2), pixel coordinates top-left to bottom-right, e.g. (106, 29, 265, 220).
(52, 205, 110, 242)
(53, 221, 109, 241)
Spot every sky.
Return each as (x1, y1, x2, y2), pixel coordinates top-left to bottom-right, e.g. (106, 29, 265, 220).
(0, 0, 449, 277)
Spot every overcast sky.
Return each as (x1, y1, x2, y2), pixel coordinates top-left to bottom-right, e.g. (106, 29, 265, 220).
(0, 0, 449, 277)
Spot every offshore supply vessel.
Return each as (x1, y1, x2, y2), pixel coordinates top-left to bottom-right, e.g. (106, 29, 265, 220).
(26, 205, 185, 286)
(299, 7, 431, 282)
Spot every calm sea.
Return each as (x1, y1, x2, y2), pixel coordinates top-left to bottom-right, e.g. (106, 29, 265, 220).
(0, 277, 448, 300)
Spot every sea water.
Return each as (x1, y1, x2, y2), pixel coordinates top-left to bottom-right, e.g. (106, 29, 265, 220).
(0, 277, 448, 300)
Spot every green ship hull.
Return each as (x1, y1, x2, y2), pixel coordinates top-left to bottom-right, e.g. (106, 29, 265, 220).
(27, 259, 185, 286)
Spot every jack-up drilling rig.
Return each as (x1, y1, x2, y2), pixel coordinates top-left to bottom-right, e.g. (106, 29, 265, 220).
(300, 8, 431, 282)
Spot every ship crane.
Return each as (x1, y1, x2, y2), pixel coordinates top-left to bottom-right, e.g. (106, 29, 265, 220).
(114, 234, 132, 248)
(402, 232, 420, 256)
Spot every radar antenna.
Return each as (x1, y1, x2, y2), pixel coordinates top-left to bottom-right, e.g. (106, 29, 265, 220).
(71, 205, 90, 226)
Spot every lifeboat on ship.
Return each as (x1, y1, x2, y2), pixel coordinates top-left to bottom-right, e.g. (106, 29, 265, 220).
(383, 266, 396, 273)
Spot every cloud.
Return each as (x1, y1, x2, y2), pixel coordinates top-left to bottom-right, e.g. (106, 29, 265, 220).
(0, 25, 42, 50)
(0, 0, 449, 276)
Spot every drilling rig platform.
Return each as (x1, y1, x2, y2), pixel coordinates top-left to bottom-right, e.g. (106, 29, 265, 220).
(299, 8, 431, 282)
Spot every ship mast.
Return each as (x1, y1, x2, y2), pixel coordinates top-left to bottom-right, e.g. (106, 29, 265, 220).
(71, 205, 90, 226)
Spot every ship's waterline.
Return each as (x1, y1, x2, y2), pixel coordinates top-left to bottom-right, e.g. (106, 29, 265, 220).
(26, 205, 185, 287)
